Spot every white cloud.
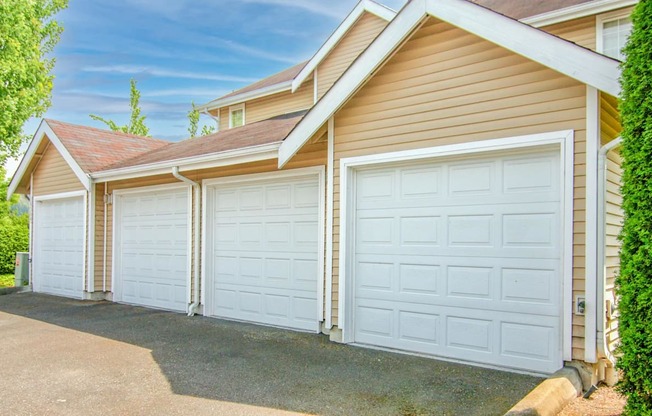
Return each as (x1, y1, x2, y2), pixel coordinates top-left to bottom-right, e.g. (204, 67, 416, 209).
(237, 0, 351, 19)
(81, 65, 257, 83)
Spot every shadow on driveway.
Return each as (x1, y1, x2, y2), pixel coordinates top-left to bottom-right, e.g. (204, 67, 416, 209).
(0, 293, 542, 415)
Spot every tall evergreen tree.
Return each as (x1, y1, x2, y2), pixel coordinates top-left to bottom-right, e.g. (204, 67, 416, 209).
(617, 1, 652, 413)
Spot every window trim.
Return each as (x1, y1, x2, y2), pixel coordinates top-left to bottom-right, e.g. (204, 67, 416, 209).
(596, 8, 632, 60)
(228, 103, 245, 128)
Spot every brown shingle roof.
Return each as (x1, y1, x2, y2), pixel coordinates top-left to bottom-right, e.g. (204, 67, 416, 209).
(103, 110, 307, 171)
(470, 0, 594, 20)
(46, 119, 171, 173)
(216, 61, 308, 101)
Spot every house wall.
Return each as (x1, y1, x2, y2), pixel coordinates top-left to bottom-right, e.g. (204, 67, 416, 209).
(317, 12, 389, 100)
(98, 140, 326, 296)
(330, 17, 589, 360)
(600, 92, 622, 358)
(217, 79, 314, 131)
(540, 6, 635, 53)
(541, 15, 596, 50)
(32, 140, 84, 196)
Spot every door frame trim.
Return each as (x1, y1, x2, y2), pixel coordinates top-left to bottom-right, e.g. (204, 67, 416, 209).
(338, 130, 575, 363)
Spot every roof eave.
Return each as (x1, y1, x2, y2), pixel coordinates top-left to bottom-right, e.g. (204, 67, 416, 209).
(522, 0, 638, 27)
(7, 120, 91, 199)
(291, 0, 397, 93)
(278, 0, 621, 168)
(91, 142, 281, 183)
(196, 80, 293, 113)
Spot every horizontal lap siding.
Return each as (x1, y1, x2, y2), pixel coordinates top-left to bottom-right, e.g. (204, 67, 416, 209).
(605, 151, 622, 356)
(217, 80, 314, 131)
(32, 141, 84, 196)
(317, 12, 389, 100)
(100, 141, 326, 296)
(330, 18, 587, 360)
(600, 92, 622, 357)
(541, 16, 596, 51)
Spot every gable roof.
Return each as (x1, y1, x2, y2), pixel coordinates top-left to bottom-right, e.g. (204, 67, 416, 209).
(291, 0, 396, 93)
(278, 0, 621, 167)
(8, 119, 169, 197)
(196, 61, 308, 112)
(91, 111, 307, 182)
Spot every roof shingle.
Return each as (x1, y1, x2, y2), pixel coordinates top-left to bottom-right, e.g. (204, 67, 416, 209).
(45, 119, 171, 173)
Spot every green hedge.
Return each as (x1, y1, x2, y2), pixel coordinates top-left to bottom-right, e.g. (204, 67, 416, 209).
(0, 213, 28, 274)
(617, 0, 652, 414)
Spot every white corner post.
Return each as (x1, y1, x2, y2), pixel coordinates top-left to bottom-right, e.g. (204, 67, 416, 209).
(585, 86, 600, 363)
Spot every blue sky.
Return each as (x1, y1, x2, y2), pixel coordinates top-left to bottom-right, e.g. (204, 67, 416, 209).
(24, 0, 407, 144)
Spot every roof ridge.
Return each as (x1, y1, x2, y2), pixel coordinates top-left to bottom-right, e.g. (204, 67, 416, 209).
(44, 118, 171, 144)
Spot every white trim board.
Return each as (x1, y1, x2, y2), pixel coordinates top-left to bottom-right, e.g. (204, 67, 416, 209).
(292, 0, 396, 93)
(337, 130, 575, 364)
(196, 80, 293, 113)
(8, 120, 91, 198)
(522, 0, 637, 28)
(92, 142, 280, 183)
(278, 0, 620, 168)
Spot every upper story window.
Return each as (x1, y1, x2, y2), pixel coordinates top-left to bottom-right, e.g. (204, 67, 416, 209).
(598, 10, 632, 61)
(229, 104, 245, 128)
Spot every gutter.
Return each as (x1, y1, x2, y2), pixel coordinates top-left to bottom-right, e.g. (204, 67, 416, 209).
(596, 136, 622, 364)
(172, 167, 201, 317)
(196, 80, 293, 113)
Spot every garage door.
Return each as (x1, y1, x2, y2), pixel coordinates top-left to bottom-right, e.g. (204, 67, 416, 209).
(114, 187, 190, 312)
(206, 174, 321, 332)
(33, 196, 85, 299)
(352, 148, 562, 373)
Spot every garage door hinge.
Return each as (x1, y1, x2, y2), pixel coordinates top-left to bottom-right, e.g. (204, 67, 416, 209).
(104, 194, 113, 205)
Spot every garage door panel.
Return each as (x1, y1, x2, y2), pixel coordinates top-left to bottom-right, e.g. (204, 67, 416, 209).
(34, 197, 85, 299)
(214, 283, 318, 331)
(208, 175, 320, 332)
(353, 149, 562, 373)
(116, 188, 189, 312)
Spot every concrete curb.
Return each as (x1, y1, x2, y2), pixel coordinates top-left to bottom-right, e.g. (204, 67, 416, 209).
(504, 367, 582, 416)
(0, 286, 31, 296)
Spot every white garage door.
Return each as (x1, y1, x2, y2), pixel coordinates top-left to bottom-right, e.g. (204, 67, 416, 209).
(206, 174, 321, 332)
(115, 187, 190, 312)
(353, 149, 562, 373)
(33, 196, 85, 299)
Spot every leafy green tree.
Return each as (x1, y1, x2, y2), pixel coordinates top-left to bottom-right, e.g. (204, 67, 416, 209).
(0, 0, 68, 164)
(90, 78, 150, 136)
(0, 167, 29, 274)
(616, 1, 652, 414)
(187, 102, 215, 138)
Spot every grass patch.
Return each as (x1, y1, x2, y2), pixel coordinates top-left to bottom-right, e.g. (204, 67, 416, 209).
(0, 273, 15, 288)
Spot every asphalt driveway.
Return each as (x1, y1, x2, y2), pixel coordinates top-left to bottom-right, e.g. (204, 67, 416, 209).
(0, 293, 542, 415)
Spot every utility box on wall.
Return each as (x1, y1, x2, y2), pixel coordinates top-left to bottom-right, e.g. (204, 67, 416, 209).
(14, 252, 29, 286)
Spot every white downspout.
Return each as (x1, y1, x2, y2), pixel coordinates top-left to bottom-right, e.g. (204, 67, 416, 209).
(172, 166, 201, 316)
(103, 182, 108, 292)
(597, 136, 621, 364)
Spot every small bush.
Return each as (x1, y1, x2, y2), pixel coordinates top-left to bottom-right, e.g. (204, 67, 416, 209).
(617, 0, 652, 414)
(0, 213, 29, 274)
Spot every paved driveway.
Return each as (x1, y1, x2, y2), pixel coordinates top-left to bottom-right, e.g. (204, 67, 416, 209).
(0, 293, 542, 415)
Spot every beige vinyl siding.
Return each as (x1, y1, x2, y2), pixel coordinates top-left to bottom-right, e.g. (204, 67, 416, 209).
(316, 12, 389, 100)
(94, 183, 108, 292)
(216, 79, 314, 131)
(100, 140, 326, 295)
(32, 140, 84, 196)
(329, 17, 588, 360)
(541, 15, 596, 51)
(604, 150, 622, 356)
(600, 91, 622, 357)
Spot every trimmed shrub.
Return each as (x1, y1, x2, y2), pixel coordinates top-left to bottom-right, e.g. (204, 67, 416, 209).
(0, 213, 29, 274)
(617, 0, 652, 414)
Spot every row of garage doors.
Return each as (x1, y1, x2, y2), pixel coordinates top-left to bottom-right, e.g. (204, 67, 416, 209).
(33, 148, 563, 373)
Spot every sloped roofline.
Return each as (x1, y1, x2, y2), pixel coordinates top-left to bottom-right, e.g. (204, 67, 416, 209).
(522, 0, 638, 27)
(291, 0, 396, 93)
(278, 0, 621, 167)
(8, 120, 91, 199)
